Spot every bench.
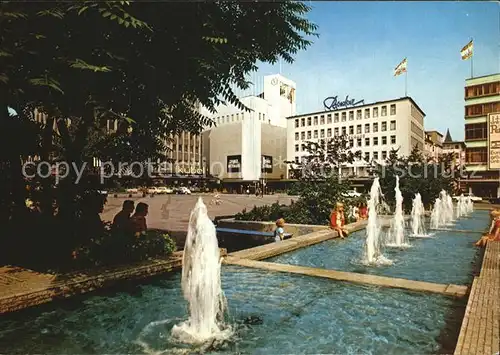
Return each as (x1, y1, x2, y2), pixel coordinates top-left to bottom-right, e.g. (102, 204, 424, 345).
(216, 227, 293, 239)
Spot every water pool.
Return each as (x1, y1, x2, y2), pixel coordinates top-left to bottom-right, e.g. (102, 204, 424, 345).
(0, 266, 464, 355)
(269, 210, 488, 285)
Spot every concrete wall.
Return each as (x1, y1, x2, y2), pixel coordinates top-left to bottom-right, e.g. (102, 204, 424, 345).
(216, 218, 329, 237)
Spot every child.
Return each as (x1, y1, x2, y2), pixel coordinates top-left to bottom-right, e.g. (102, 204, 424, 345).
(274, 218, 285, 242)
(330, 202, 349, 239)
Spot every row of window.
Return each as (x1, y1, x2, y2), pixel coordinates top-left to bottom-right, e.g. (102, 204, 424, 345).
(214, 112, 267, 124)
(294, 150, 390, 163)
(295, 135, 397, 152)
(294, 121, 397, 140)
(466, 147, 487, 164)
(294, 104, 397, 128)
(465, 102, 500, 117)
(465, 122, 487, 140)
(465, 82, 500, 99)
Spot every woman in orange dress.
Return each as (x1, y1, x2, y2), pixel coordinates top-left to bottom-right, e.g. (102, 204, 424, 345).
(475, 210, 500, 247)
(330, 202, 348, 239)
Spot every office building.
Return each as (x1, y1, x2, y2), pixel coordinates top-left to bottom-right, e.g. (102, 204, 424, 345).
(424, 130, 444, 162)
(287, 97, 425, 186)
(463, 73, 500, 197)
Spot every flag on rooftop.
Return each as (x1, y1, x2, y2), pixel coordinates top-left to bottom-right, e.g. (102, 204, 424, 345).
(461, 40, 473, 60)
(394, 58, 407, 77)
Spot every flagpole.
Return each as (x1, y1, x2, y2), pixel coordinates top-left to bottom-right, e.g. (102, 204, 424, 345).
(405, 70, 408, 97)
(470, 37, 474, 78)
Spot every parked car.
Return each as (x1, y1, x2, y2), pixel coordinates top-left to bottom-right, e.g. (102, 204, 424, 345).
(176, 187, 191, 195)
(147, 187, 160, 194)
(156, 186, 173, 194)
(452, 193, 482, 202)
(126, 188, 139, 193)
(342, 190, 362, 198)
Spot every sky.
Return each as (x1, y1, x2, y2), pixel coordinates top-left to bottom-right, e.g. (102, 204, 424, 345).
(246, 1, 500, 141)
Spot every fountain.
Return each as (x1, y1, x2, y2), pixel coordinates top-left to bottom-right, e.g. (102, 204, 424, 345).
(386, 176, 410, 247)
(171, 197, 232, 344)
(410, 193, 428, 237)
(430, 197, 442, 229)
(438, 190, 454, 225)
(363, 177, 392, 265)
(466, 195, 474, 213)
(456, 194, 468, 218)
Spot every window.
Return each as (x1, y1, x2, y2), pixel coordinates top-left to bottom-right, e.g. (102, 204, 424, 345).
(356, 125, 362, 134)
(241, 113, 244, 120)
(357, 138, 362, 147)
(365, 137, 370, 146)
(373, 123, 378, 133)
(465, 102, 500, 117)
(465, 82, 500, 98)
(341, 112, 347, 121)
(295, 157, 299, 163)
(364, 152, 370, 161)
(373, 107, 379, 118)
(365, 108, 370, 119)
(373, 151, 379, 160)
(391, 135, 396, 144)
(320, 115, 325, 125)
(301, 132, 305, 140)
(302, 143, 306, 151)
(390, 104, 396, 115)
(466, 147, 487, 163)
(365, 123, 370, 133)
(373, 137, 379, 146)
(334, 127, 339, 136)
(307, 131, 312, 139)
(349, 139, 354, 147)
(382, 136, 387, 145)
(342, 127, 347, 135)
(349, 111, 354, 120)
(295, 144, 299, 152)
(390, 120, 396, 130)
(257, 113, 260, 121)
(262, 113, 265, 121)
(327, 114, 332, 124)
(327, 128, 332, 137)
(381, 121, 387, 131)
(307, 117, 312, 126)
(356, 110, 362, 120)
(381, 106, 387, 116)
(236, 113, 239, 121)
(349, 125, 354, 135)
(295, 132, 299, 140)
(314, 116, 318, 125)
(334, 113, 339, 123)
(465, 122, 487, 140)
(301, 118, 305, 127)
(314, 130, 318, 138)
(382, 151, 387, 160)
(320, 129, 325, 138)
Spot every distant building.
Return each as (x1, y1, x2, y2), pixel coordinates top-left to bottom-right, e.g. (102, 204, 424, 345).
(424, 130, 443, 162)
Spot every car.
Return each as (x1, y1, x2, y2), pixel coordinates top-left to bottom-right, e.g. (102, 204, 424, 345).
(452, 193, 482, 202)
(176, 187, 191, 195)
(156, 186, 174, 194)
(147, 187, 161, 194)
(126, 188, 139, 193)
(342, 190, 362, 198)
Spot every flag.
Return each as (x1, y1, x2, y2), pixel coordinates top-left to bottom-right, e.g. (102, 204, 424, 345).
(394, 58, 407, 76)
(461, 40, 473, 60)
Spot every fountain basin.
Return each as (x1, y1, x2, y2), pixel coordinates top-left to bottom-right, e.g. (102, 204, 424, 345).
(0, 266, 465, 354)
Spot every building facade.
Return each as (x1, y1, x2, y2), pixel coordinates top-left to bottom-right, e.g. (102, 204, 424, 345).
(424, 130, 444, 162)
(463, 73, 500, 197)
(287, 97, 425, 183)
(202, 74, 295, 191)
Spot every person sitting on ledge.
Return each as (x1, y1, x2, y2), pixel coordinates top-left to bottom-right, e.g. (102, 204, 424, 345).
(131, 202, 149, 238)
(112, 200, 135, 234)
(330, 202, 349, 239)
(475, 209, 500, 247)
(274, 218, 286, 242)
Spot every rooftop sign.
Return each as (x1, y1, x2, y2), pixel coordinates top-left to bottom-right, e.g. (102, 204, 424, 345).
(323, 95, 365, 111)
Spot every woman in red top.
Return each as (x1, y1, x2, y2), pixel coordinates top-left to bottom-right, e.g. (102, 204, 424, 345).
(358, 202, 368, 221)
(330, 202, 348, 239)
(475, 210, 500, 247)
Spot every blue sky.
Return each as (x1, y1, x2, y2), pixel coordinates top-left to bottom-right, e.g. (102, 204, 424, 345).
(250, 1, 499, 141)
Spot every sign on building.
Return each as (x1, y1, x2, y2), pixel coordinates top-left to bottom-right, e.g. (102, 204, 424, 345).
(227, 155, 241, 173)
(261, 155, 273, 173)
(488, 113, 500, 169)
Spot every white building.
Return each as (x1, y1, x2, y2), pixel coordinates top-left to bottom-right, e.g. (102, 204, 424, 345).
(202, 74, 296, 189)
(424, 130, 444, 162)
(287, 97, 425, 178)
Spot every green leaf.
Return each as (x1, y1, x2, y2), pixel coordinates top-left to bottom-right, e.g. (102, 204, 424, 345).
(102, 11, 111, 18)
(77, 6, 88, 15)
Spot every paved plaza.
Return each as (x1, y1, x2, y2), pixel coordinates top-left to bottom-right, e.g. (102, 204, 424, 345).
(101, 193, 297, 232)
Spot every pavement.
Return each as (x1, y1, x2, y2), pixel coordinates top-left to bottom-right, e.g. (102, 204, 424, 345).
(100, 193, 297, 232)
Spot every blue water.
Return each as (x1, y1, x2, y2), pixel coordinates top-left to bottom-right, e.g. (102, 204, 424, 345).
(0, 266, 464, 355)
(269, 210, 488, 285)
